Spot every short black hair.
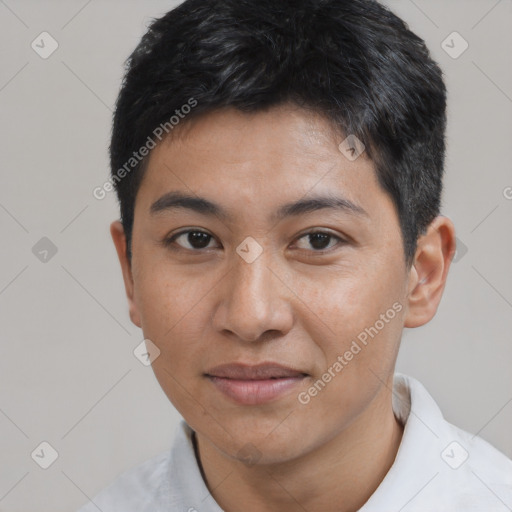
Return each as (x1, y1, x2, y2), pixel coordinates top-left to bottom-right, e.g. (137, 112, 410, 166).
(110, 0, 447, 266)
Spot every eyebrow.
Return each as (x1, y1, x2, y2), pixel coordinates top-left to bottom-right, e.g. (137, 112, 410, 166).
(150, 191, 368, 222)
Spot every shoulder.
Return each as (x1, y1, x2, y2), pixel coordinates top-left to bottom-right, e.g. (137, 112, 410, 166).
(394, 373, 512, 509)
(76, 420, 215, 512)
(76, 448, 171, 512)
(444, 418, 512, 502)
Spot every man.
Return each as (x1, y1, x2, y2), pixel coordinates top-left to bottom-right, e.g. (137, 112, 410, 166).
(79, 0, 512, 510)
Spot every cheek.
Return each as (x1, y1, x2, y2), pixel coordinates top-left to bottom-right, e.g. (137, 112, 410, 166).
(294, 290, 404, 440)
(132, 263, 220, 406)
(296, 262, 405, 383)
(297, 262, 400, 339)
(134, 259, 214, 337)
(135, 265, 214, 416)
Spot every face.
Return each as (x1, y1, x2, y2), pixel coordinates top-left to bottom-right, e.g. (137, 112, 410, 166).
(115, 104, 417, 464)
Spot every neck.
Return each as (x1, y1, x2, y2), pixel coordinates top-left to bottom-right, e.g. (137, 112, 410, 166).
(194, 384, 404, 512)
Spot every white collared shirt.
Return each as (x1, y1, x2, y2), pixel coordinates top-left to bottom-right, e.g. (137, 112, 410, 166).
(77, 374, 512, 511)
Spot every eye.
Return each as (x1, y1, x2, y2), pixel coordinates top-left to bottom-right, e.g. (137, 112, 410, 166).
(293, 230, 346, 252)
(164, 229, 219, 251)
(163, 229, 347, 254)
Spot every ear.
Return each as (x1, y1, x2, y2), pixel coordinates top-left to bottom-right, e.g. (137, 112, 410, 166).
(404, 216, 457, 328)
(110, 221, 142, 328)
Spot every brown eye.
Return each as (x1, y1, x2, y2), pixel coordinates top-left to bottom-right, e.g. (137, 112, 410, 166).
(294, 231, 345, 252)
(165, 230, 219, 250)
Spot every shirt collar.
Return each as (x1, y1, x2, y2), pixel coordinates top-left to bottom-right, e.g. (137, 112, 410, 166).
(360, 372, 453, 511)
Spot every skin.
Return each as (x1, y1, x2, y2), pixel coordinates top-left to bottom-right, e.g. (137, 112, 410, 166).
(111, 104, 456, 512)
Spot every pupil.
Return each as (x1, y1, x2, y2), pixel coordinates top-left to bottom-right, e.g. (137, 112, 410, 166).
(310, 233, 330, 250)
(189, 232, 210, 248)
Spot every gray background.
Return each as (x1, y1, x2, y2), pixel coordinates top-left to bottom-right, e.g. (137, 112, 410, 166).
(0, 1, 511, 510)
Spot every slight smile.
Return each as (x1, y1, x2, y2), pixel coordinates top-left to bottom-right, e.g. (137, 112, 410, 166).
(205, 363, 309, 405)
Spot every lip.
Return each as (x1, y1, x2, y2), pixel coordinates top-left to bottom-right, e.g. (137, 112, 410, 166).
(205, 362, 308, 405)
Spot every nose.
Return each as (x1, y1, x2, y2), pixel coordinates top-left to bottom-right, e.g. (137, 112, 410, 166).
(211, 247, 294, 343)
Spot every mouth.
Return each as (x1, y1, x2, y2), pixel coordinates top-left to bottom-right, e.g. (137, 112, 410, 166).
(205, 362, 309, 405)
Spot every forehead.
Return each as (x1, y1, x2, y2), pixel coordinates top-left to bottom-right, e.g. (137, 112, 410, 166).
(135, 105, 392, 226)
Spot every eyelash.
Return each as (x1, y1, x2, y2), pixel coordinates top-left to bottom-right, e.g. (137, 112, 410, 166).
(163, 229, 347, 255)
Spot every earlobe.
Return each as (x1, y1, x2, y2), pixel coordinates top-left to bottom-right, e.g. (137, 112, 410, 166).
(404, 216, 457, 328)
(110, 221, 142, 328)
